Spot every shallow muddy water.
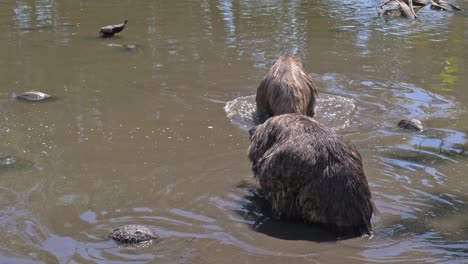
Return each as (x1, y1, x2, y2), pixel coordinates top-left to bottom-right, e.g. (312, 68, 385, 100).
(0, 0, 467, 263)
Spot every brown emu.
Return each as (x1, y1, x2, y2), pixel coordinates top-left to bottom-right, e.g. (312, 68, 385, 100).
(248, 114, 374, 237)
(255, 55, 318, 122)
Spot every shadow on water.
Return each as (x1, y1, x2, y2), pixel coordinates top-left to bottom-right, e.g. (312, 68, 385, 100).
(76, 35, 142, 53)
(13, 97, 58, 103)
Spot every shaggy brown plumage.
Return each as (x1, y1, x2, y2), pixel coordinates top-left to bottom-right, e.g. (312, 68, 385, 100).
(248, 114, 374, 237)
(255, 55, 318, 122)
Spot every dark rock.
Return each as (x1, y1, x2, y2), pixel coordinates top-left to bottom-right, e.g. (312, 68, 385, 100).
(398, 119, 423, 131)
(109, 225, 156, 246)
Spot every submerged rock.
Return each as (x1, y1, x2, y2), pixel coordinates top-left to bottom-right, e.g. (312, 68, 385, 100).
(15, 91, 52, 102)
(398, 118, 423, 131)
(109, 224, 156, 246)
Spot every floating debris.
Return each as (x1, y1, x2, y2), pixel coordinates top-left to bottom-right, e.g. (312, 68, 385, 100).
(109, 224, 156, 247)
(99, 20, 128, 37)
(398, 119, 423, 131)
(15, 91, 52, 102)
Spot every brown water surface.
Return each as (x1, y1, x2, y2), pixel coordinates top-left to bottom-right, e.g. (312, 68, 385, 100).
(0, 0, 467, 263)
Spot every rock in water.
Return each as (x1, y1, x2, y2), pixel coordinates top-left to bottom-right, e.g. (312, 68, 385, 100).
(398, 118, 423, 131)
(99, 20, 128, 37)
(109, 225, 156, 246)
(15, 91, 52, 101)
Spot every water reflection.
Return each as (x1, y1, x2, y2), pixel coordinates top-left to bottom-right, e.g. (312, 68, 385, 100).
(12, 0, 76, 44)
(13, 1, 32, 30)
(35, 0, 54, 26)
(0, 0, 467, 263)
(218, 0, 236, 45)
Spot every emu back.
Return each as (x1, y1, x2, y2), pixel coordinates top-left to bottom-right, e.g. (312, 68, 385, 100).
(248, 114, 373, 237)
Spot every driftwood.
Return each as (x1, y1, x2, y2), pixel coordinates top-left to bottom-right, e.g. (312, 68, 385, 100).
(379, 0, 463, 18)
(379, 0, 418, 18)
(431, 0, 464, 11)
